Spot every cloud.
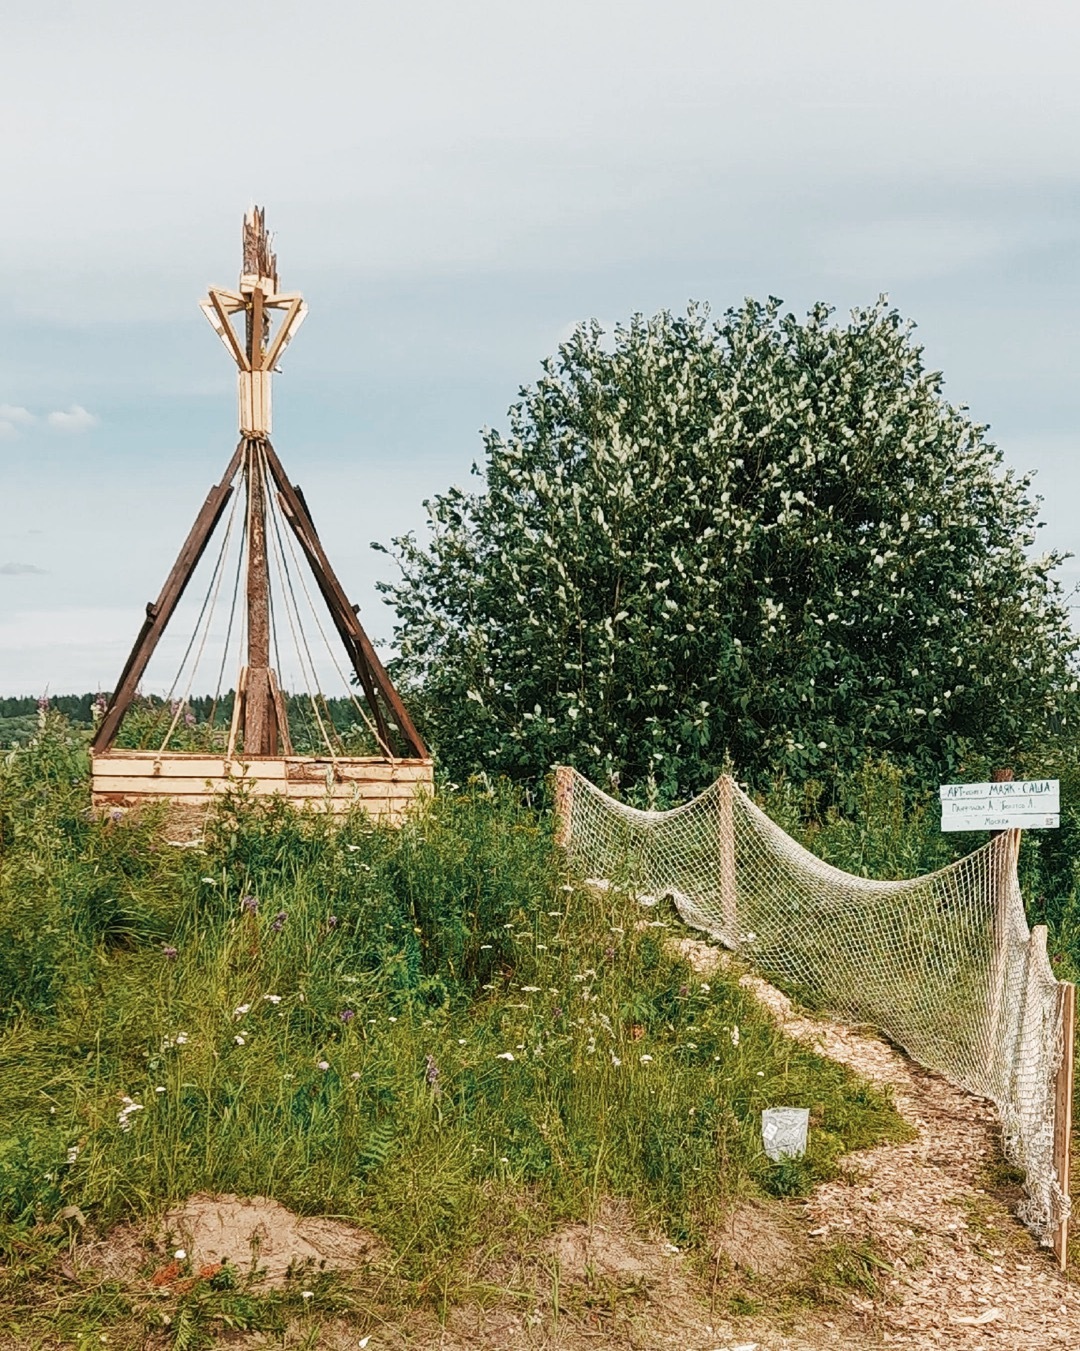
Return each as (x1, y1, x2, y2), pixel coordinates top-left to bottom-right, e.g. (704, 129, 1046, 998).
(0, 404, 35, 426)
(0, 562, 47, 576)
(0, 404, 35, 439)
(47, 404, 99, 433)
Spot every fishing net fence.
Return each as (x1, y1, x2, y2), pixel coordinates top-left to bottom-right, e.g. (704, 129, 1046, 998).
(554, 767, 1073, 1250)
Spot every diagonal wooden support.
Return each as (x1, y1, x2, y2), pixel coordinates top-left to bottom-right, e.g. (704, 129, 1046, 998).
(92, 443, 245, 753)
(260, 438, 428, 759)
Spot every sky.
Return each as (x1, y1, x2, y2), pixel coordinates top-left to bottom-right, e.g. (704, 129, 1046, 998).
(1, 0, 1078, 699)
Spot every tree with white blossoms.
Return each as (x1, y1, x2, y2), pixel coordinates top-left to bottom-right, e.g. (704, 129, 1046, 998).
(378, 299, 1079, 798)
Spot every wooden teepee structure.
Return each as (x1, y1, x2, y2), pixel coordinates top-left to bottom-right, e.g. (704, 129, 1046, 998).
(90, 209, 432, 821)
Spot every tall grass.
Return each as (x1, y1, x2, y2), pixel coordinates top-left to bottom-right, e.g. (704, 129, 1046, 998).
(0, 717, 905, 1298)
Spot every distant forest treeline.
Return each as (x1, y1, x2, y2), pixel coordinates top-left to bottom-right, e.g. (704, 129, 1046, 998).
(0, 692, 371, 748)
(1, 694, 101, 723)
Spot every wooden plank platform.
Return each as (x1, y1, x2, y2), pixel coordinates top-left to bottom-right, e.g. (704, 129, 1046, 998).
(90, 750, 433, 823)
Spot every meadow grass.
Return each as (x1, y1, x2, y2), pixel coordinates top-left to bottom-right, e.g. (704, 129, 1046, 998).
(0, 715, 908, 1344)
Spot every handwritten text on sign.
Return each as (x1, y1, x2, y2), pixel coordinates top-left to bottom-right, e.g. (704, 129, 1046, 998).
(939, 779, 1060, 832)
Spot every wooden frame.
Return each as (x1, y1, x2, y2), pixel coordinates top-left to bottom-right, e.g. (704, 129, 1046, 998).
(91, 750, 432, 824)
(91, 207, 430, 823)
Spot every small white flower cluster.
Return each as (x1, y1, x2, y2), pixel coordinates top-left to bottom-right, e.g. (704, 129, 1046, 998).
(117, 1096, 144, 1132)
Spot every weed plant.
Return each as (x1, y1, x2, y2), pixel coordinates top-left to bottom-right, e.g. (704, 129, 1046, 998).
(0, 715, 906, 1343)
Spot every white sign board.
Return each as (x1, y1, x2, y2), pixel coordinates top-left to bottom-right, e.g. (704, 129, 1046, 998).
(939, 779, 1060, 832)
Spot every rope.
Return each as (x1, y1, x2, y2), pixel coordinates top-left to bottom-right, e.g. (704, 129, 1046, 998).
(260, 446, 339, 760)
(270, 459, 394, 759)
(207, 496, 247, 736)
(156, 483, 241, 753)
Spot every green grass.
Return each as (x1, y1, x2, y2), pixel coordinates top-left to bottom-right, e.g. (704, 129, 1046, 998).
(0, 714, 909, 1345)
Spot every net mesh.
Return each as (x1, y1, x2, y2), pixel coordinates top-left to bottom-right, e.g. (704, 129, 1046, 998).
(557, 768, 1070, 1246)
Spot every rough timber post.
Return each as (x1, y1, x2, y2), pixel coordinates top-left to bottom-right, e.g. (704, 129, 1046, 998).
(718, 774, 737, 946)
(239, 212, 277, 755)
(243, 441, 275, 754)
(200, 208, 308, 757)
(553, 766, 574, 849)
(986, 768, 1018, 1056)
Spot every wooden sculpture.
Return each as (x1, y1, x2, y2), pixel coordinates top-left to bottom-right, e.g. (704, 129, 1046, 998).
(90, 209, 432, 822)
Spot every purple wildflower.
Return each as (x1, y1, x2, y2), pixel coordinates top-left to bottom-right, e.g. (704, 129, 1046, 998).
(425, 1054, 441, 1096)
(162, 944, 178, 961)
(109, 808, 124, 824)
(37, 694, 50, 712)
(678, 984, 689, 997)
(240, 895, 258, 916)
(184, 710, 196, 729)
(340, 1008, 355, 1024)
(604, 946, 615, 961)
(272, 911, 287, 932)
(552, 1006, 563, 1020)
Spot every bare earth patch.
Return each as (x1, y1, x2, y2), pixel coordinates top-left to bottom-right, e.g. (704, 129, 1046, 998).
(333, 1197, 845, 1351)
(716, 1199, 802, 1282)
(73, 1192, 381, 1288)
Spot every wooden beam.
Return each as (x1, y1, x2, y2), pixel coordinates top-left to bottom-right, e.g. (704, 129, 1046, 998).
(205, 290, 250, 371)
(250, 283, 265, 370)
(262, 296, 306, 371)
(226, 664, 247, 761)
(261, 438, 428, 759)
(92, 444, 245, 752)
(553, 766, 573, 848)
(1054, 980, 1076, 1271)
(89, 752, 432, 781)
(718, 773, 737, 947)
(268, 668, 293, 756)
(243, 444, 274, 754)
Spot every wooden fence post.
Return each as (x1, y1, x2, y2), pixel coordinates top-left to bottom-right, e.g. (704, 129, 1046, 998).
(1053, 980, 1076, 1271)
(718, 774, 737, 946)
(985, 764, 1019, 1064)
(553, 766, 574, 850)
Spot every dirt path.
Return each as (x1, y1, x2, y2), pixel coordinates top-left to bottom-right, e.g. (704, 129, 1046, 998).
(675, 937, 1079, 1348)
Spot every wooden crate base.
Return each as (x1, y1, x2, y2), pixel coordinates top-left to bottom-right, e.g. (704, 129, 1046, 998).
(91, 750, 433, 825)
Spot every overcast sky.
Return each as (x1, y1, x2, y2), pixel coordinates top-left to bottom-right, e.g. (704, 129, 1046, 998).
(1, 0, 1078, 698)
